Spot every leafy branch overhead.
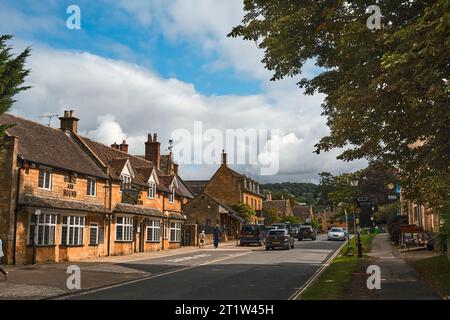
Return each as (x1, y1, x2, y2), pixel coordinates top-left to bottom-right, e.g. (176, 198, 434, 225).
(0, 35, 31, 147)
(229, 1, 450, 208)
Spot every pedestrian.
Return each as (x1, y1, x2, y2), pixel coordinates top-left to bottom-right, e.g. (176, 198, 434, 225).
(213, 224, 221, 249)
(199, 230, 206, 248)
(0, 236, 8, 281)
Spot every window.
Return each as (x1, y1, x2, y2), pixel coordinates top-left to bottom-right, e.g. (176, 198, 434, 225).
(38, 168, 52, 190)
(29, 213, 57, 246)
(169, 185, 175, 203)
(87, 178, 96, 197)
(146, 219, 161, 242)
(163, 221, 168, 239)
(169, 222, 182, 242)
(98, 224, 104, 244)
(61, 216, 85, 246)
(89, 223, 99, 245)
(116, 216, 133, 241)
(147, 182, 156, 199)
(120, 174, 131, 191)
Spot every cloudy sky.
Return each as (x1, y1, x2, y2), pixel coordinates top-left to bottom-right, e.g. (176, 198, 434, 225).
(1, 0, 367, 183)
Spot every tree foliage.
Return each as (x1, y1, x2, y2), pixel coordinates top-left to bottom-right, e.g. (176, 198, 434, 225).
(262, 207, 280, 226)
(232, 202, 256, 223)
(229, 1, 450, 209)
(0, 35, 31, 145)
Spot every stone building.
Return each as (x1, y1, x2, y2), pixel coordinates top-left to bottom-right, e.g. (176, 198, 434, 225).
(183, 151, 265, 240)
(263, 199, 294, 219)
(0, 111, 193, 265)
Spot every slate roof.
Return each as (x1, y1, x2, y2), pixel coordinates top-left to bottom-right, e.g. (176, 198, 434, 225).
(114, 203, 164, 217)
(184, 180, 209, 196)
(292, 205, 311, 223)
(1, 113, 108, 179)
(20, 195, 110, 214)
(263, 200, 293, 217)
(201, 193, 246, 224)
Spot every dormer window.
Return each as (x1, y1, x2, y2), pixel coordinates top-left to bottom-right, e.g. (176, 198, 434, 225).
(169, 185, 175, 203)
(148, 181, 156, 199)
(120, 174, 131, 191)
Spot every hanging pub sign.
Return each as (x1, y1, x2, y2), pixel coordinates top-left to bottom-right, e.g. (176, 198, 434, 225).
(122, 187, 143, 205)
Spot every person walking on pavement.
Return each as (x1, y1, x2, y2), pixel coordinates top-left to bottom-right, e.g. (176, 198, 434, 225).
(0, 236, 8, 281)
(199, 230, 206, 248)
(213, 224, 221, 249)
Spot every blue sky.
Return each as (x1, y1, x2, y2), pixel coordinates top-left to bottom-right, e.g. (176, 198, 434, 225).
(1, 0, 260, 95)
(0, 0, 367, 182)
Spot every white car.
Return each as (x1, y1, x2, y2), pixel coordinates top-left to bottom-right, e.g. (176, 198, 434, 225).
(328, 227, 347, 241)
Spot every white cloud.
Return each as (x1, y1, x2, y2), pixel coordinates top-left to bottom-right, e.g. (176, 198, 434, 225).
(10, 45, 367, 182)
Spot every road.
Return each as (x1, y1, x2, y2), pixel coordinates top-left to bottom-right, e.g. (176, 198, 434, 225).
(68, 234, 344, 300)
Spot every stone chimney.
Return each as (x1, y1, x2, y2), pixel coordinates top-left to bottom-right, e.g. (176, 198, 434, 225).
(59, 110, 79, 133)
(173, 163, 179, 175)
(266, 192, 272, 201)
(119, 140, 129, 153)
(221, 149, 227, 165)
(111, 142, 119, 150)
(145, 133, 160, 169)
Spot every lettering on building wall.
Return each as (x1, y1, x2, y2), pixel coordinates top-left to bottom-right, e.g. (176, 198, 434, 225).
(63, 174, 77, 198)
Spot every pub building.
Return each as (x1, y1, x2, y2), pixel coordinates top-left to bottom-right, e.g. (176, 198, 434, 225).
(0, 111, 193, 265)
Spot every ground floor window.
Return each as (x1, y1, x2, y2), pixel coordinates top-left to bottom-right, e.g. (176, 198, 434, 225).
(146, 219, 161, 242)
(29, 213, 57, 246)
(116, 216, 133, 241)
(61, 216, 85, 246)
(89, 223, 99, 245)
(169, 221, 182, 242)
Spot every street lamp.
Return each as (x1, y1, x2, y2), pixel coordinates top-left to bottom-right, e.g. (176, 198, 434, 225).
(32, 209, 41, 264)
(338, 202, 351, 248)
(350, 179, 363, 258)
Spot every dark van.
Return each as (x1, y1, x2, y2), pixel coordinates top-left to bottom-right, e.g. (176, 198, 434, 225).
(239, 224, 263, 246)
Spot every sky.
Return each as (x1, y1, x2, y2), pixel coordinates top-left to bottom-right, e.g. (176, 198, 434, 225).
(0, 0, 367, 183)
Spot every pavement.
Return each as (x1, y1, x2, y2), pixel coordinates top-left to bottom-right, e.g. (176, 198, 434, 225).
(367, 233, 441, 300)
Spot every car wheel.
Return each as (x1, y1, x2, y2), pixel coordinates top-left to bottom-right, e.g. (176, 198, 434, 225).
(298, 238, 303, 241)
(291, 244, 294, 249)
(265, 246, 270, 251)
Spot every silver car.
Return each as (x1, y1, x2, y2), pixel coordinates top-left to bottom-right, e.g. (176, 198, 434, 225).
(328, 227, 347, 241)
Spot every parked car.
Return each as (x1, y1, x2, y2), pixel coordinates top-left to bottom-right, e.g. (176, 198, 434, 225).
(327, 227, 347, 241)
(261, 226, 276, 243)
(239, 224, 263, 246)
(265, 229, 295, 250)
(289, 227, 299, 237)
(298, 225, 317, 241)
(271, 223, 289, 230)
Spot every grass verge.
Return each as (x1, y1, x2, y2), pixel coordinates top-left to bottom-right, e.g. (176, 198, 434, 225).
(300, 234, 375, 300)
(409, 255, 450, 298)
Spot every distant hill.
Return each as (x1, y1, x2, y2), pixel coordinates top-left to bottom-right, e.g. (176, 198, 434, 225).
(261, 182, 318, 205)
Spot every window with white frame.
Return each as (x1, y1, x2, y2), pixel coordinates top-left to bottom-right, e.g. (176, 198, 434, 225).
(169, 185, 175, 203)
(169, 221, 182, 242)
(89, 223, 99, 245)
(29, 213, 57, 246)
(163, 221, 167, 239)
(120, 174, 131, 191)
(61, 216, 85, 246)
(38, 168, 52, 190)
(148, 182, 156, 199)
(116, 216, 133, 241)
(146, 219, 161, 242)
(87, 178, 96, 197)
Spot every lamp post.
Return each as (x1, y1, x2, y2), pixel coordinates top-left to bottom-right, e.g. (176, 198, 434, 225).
(32, 209, 41, 265)
(350, 179, 363, 258)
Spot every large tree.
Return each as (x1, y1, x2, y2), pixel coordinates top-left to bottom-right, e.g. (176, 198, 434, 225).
(229, 1, 449, 209)
(0, 35, 30, 149)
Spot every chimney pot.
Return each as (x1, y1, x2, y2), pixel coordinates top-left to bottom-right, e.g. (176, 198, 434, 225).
(119, 140, 129, 153)
(153, 133, 158, 142)
(147, 134, 153, 142)
(222, 149, 227, 165)
(59, 109, 79, 133)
